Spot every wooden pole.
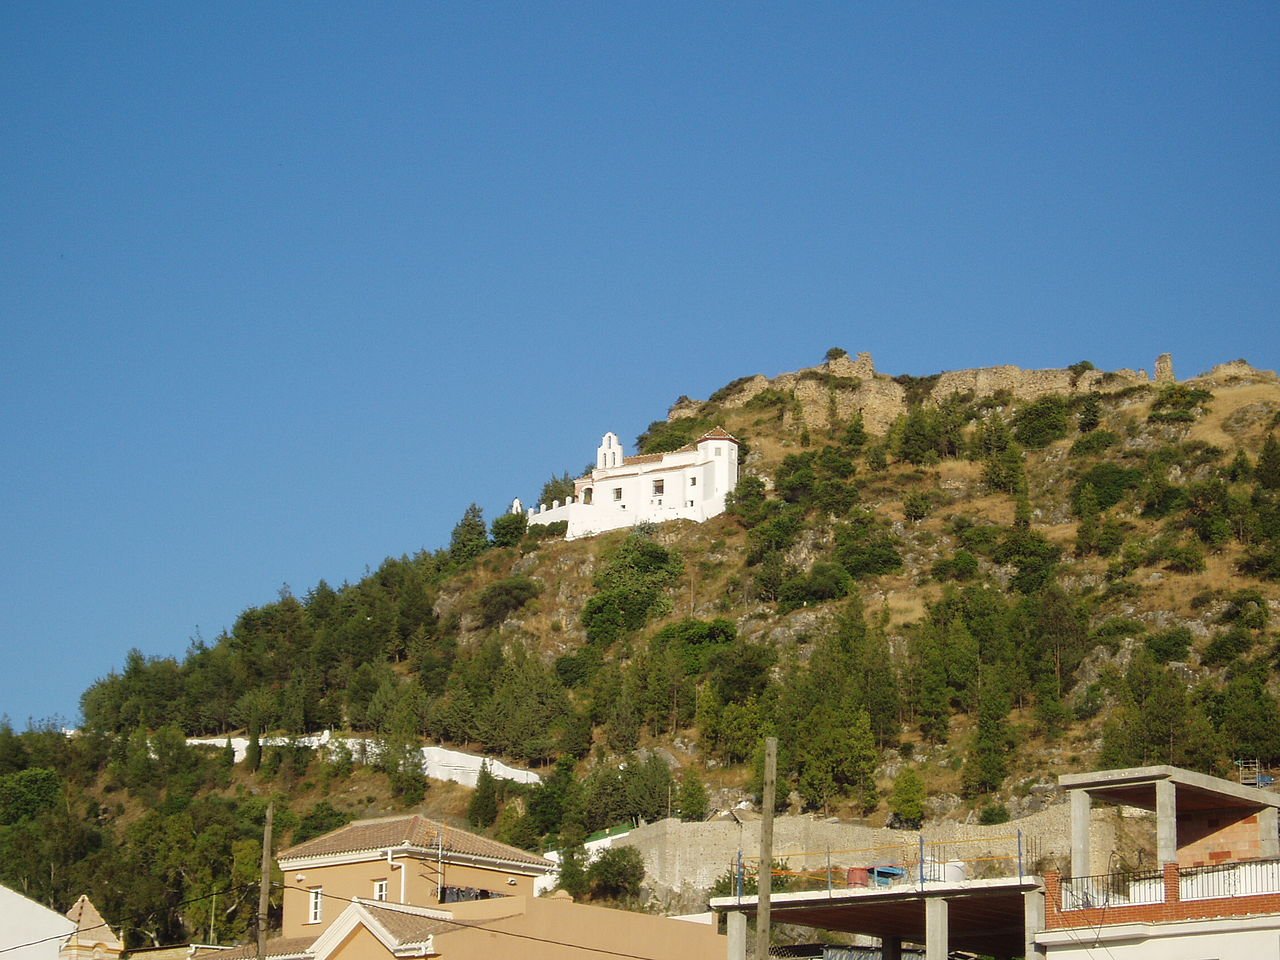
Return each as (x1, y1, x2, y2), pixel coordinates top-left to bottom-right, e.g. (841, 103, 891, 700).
(756, 737, 777, 960)
(257, 802, 273, 960)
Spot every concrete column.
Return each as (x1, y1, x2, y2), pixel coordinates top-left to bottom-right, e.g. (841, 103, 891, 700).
(1023, 888, 1046, 960)
(881, 936, 902, 960)
(1156, 779, 1177, 865)
(1070, 789, 1091, 878)
(1260, 807, 1279, 859)
(925, 898, 948, 960)
(726, 912, 746, 960)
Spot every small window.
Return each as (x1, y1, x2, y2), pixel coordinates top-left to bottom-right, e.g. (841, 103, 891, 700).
(373, 879, 388, 902)
(689, 476, 697, 486)
(715, 447, 722, 457)
(653, 479, 664, 495)
(613, 487, 623, 501)
(308, 888, 323, 924)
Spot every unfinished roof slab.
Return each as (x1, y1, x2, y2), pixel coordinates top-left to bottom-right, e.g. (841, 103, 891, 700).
(1059, 765, 1280, 812)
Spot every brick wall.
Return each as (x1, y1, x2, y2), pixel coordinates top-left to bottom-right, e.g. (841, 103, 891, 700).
(1045, 866, 1280, 930)
(1177, 809, 1261, 867)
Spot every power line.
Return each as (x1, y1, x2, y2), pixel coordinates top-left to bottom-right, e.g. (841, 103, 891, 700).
(279, 882, 696, 960)
(0, 884, 256, 957)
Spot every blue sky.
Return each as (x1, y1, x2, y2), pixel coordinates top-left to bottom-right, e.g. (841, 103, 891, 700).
(2, 3, 1277, 725)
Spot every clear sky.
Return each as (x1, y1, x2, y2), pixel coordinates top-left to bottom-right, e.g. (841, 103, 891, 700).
(1, 3, 1276, 725)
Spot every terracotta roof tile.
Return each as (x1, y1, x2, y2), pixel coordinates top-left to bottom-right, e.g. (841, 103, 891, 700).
(697, 426, 739, 443)
(363, 903, 485, 943)
(65, 895, 122, 948)
(191, 936, 316, 960)
(277, 814, 553, 871)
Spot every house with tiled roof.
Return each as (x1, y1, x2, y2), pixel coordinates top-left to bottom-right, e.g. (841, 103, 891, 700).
(519, 428, 740, 541)
(218, 814, 724, 960)
(275, 814, 555, 939)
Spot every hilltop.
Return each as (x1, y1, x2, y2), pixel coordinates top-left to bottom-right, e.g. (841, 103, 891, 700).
(3, 349, 1280, 943)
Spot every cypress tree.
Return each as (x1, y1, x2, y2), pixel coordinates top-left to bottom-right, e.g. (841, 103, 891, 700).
(468, 761, 499, 828)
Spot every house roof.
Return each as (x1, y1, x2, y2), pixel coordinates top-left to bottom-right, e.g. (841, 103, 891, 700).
(192, 937, 317, 960)
(696, 426, 739, 444)
(276, 814, 553, 871)
(65, 895, 122, 948)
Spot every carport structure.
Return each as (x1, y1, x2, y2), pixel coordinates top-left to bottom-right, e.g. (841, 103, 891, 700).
(710, 875, 1045, 960)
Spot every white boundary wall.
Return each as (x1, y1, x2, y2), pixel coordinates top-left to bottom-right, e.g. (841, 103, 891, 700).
(186, 732, 540, 787)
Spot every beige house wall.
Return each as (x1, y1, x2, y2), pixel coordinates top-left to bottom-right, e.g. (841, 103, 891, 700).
(282, 854, 539, 938)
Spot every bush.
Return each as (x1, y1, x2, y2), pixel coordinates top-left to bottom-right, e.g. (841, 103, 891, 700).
(933, 549, 979, 581)
(477, 576, 540, 627)
(834, 512, 903, 579)
(904, 491, 933, 522)
(778, 562, 851, 611)
(1149, 384, 1213, 423)
(1203, 625, 1254, 666)
(1073, 463, 1143, 513)
(978, 803, 1010, 825)
(525, 519, 568, 541)
(1147, 626, 1192, 663)
(1069, 430, 1118, 458)
(490, 511, 528, 548)
(587, 846, 645, 900)
(1012, 395, 1070, 448)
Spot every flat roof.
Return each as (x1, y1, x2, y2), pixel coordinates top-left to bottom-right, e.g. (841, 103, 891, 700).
(1059, 766, 1280, 812)
(710, 877, 1040, 958)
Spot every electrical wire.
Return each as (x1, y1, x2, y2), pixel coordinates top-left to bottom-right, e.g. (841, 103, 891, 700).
(279, 882, 706, 960)
(0, 884, 257, 957)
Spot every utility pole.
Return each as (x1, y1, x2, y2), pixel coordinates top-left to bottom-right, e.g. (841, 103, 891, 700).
(257, 802, 273, 960)
(756, 737, 777, 960)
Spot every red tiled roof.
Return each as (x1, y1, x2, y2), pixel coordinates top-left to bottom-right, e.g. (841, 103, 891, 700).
(277, 814, 553, 871)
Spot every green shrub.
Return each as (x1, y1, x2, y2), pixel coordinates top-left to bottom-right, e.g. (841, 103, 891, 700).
(1069, 430, 1118, 458)
(477, 576, 540, 627)
(1149, 384, 1213, 424)
(1073, 463, 1143, 512)
(525, 519, 568, 541)
(1147, 626, 1192, 663)
(978, 803, 1010, 825)
(933, 549, 979, 581)
(834, 512, 904, 579)
(1012, 395, 1070, 448)
(778, 562, 851, 611)
(1203, 625, 1255, 666)
(490, 511, 528, 548)
(904, 491, 934, 522)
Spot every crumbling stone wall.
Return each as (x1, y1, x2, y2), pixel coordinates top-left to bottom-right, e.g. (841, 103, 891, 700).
(669, 353, 1185, 436)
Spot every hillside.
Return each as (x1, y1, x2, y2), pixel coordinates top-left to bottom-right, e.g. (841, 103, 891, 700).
(3, 349, 1280, 944)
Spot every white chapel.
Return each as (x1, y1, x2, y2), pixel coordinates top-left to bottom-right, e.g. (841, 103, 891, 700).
(519, 427, 740, 541)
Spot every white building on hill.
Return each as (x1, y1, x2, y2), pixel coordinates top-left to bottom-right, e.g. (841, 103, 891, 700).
(520, 427, 740, 541)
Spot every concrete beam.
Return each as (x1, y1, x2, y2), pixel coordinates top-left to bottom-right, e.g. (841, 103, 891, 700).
(925, 898, 948, 960)
(1070, 789, 1091, 878)
(1261, 806, 1279, 859)
(1023, 888, 1046, 960)
(726, 911, 746, 960)
(1156, 778, 1177, 865)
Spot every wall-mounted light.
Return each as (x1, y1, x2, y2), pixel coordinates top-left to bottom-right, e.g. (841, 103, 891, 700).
(506, 878, 517, 886)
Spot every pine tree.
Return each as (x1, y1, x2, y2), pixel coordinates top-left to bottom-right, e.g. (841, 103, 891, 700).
(1075, 483, 1101, 556)
(676, 771, 709, 821)
(448, 503, 489, 565)
(1258, 433, 1280, 490)
(1077, 393, 1102, 433)
(890, 767, 925, 828)
(963, 683, 1012, 796)
(468, 762, 499, 828)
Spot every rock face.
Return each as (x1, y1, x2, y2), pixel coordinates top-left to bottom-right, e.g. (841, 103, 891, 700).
(672, 353, 1184, 435)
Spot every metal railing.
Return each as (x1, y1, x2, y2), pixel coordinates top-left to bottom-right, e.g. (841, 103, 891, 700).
(1060, 869, 1165, 910)
(1180, 858, 1280, 901)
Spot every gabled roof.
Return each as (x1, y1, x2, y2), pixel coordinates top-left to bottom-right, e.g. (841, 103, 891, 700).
(64, 895, 122, 948)
(276, 814, 553, 872)
(696, 426, 739, 444)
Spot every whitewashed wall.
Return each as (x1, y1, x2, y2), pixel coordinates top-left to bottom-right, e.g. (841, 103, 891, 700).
(0, 884, 75, 960)
(186, 732, 540, 787)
